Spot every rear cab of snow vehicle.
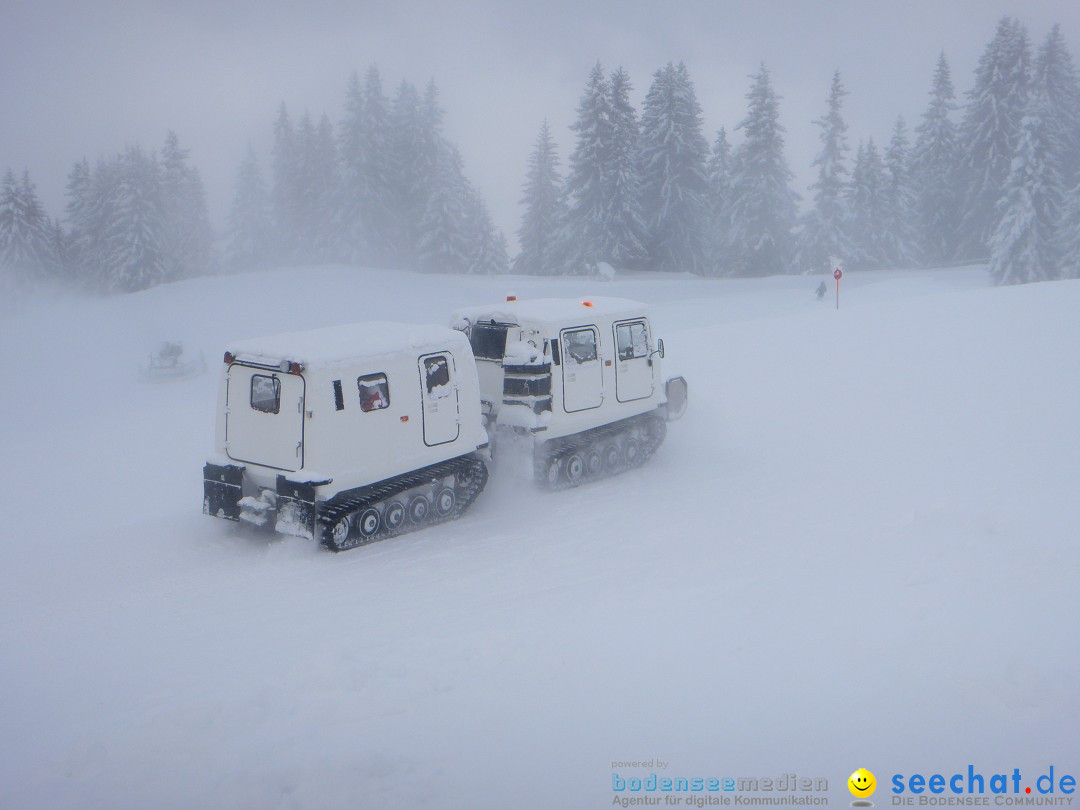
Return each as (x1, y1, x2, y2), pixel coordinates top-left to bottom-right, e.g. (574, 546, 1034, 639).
(450, 297, 687, 487)
(203, 322, 489, 551)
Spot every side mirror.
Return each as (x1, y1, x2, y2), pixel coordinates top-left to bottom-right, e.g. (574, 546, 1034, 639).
(656, 338, 665, 359)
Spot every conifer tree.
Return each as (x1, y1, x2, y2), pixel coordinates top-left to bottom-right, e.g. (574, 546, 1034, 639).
(226, 145, 272, 271)
(638, 62, 711, 273)
(0, 169, 57, 286)
(561, 62, 614, 273)
(882, 116, 920, 268)
(989, 96, 1063, 284)
(337, 66, 396, 265)
(306, 113, 339, 261)
(725, 65, 799, 276)
(97, 146, 167, 292)
(63, 158, 94, 284)
(912, 52, 961, 265)
(957, 17, 1032, 259)
(416, 142, 471, 274)
(705, 128, 733, 274)
(465, 188, 509, 275)
(271, 103, 301, 260)
(1058, 183, 1080, 279)
(160, 130, 213, 281)
(847, 139, 889, 268)
(605, 67, 648, 267)
(515, 120, 567, 275)
(1033, 25, 1080, 189)
(795, 70, 853, 274)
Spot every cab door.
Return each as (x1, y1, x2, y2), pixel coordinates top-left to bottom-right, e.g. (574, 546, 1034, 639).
(613, 319, 654, 402)
(225, 365, 306, 471)
(419, 352, 460, 446)
(560, 326, 603, 412)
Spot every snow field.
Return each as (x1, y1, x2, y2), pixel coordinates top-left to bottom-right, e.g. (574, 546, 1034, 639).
(0, 265, 1077, 809)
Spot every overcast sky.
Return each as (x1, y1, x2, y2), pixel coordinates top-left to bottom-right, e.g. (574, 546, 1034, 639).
(3, 0, 1078, 253)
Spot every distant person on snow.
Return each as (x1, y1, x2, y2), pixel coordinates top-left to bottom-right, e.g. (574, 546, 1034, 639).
(815, 280, 827, 299)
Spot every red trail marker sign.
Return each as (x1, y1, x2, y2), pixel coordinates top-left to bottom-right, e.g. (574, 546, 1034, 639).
(833, 268, 843, 309)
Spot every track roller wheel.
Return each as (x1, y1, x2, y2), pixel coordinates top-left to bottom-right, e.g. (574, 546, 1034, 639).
(543, 455, 561, 487)
(434, 486, 456, 517)
(564, 452, 585, 485)
(384, 501, 405, 531)
(407, 495, 430, 525)
(356, 507, 381, 540)
(601, 441, 621, 473)
(328, 515, 352, 550)
(623, 436, 641, 467)
(585, 446, 603, 477)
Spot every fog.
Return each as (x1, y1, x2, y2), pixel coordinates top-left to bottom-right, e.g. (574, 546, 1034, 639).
(3, 0, 1078, 248)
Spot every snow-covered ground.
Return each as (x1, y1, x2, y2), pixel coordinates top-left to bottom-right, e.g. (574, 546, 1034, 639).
(1, 265, 1077, 809)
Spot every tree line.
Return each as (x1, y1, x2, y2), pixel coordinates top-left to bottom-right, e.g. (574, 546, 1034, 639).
(2, 14, 1078, 296)
(519, 18, 1080, 284)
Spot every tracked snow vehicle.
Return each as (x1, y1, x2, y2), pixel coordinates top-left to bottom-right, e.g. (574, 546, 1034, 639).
(202, 322, 489, 551)
(451, 296, 687, 487)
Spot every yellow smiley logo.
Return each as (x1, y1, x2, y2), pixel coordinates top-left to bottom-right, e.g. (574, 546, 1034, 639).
(848, 768, 877, 798)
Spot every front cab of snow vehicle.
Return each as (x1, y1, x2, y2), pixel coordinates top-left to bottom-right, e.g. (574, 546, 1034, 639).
(203, 322, 489, 551)
(451, 296, 687, 488)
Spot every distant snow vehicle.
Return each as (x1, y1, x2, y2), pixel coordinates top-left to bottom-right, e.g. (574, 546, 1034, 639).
(202, 323, 489, 551)
(451, 296, 687, 488)
(140, 341, 205, 382)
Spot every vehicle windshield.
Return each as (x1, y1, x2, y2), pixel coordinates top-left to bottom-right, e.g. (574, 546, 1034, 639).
(469, 323, 510, 361)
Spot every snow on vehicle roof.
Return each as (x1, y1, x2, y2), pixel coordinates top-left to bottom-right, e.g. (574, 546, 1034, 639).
(228, 321, 468, 368)
(452, 296, 649, 327)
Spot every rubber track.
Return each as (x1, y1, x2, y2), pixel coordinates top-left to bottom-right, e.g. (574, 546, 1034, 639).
(535, 410, 667, 490)
(317, 453, 488, 551)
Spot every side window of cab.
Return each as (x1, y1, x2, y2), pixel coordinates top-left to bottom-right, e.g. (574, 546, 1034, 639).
(357, 373, 390, 412)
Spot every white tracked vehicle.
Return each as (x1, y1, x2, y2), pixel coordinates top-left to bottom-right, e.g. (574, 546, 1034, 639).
(202, 322, 489, 551)
(451, 296, 687, 488)
(203, 297, 687, 551)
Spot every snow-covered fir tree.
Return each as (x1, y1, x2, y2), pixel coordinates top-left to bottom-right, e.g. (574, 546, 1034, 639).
(226, 145, 272, 271)
(336, 67, 396, 265)
(725, 65, 799, 276)
(1058, 182, 1080, 279)
(795, 70, 853, 275)
(989, 96, 1063, 285)
(388, 80, 440, 268)
(464, 188, 509, 275)
(271, 104, 302, 261)
(0, 169, 57, 288)
(97, 146, 167, 292)
(80, 159, 121, 288)
(48, 218, 68, 281)
(1033, 25, 1080, 189)
(336, 71, 372, 263)
(515, 120, 567, 275)
(416, 142, 472, 274)
(846, 139, 890, 268)
(282, 111, 338, 263)
(882, 116, 920, 268)
(912, 52, 961, 265)
(957, 17, 1032, 260)
(160, 130, 213, 281)
(561, 62, 615, 274)
(705, 128, 733, 274)
(604, 67, 648, 268)
(62, 158, 94, 285)
(638, 62, 711, 273)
